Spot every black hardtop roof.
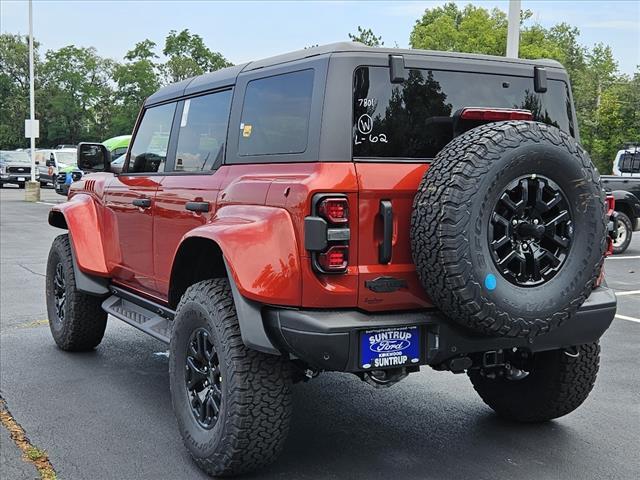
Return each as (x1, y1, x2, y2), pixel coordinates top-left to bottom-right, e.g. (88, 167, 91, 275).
(145, 42, 565, 106)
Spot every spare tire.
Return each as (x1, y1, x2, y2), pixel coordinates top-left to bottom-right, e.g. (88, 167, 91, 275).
(410, 121, 606, 338)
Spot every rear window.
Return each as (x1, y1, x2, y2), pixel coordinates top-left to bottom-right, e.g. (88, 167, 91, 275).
(619, 151, 640, 173)
(239, 69, 314, 156)
(353, 66, 574, 160)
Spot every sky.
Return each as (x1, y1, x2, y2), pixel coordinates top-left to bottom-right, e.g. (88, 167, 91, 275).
(1, 0, 639, 75)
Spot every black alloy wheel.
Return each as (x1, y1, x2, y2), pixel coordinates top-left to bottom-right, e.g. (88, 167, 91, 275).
(488, 174, 573, 287)
(53, 262, 66, 324)
(185, 327, 222, 430)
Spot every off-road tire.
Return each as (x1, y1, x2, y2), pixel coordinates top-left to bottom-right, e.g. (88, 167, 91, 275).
(468, 342, 600, 422)
(169, 278, 292, 477)
(612, 211, 632, 254)
(46, 234, 108, 350)
(411, 121, 606, 338)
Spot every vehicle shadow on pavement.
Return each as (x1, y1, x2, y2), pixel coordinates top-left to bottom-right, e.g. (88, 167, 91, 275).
(252, 373, 577, 480)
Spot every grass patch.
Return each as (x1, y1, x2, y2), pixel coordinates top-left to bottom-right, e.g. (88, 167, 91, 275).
(0, 398, 57, 480)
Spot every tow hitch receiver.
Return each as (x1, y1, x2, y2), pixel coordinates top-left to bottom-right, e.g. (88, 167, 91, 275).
(483, 350, 505, 368)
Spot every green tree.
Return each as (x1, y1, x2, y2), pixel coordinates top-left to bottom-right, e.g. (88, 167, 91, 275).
(409, 3, 507, 55)
(162, 29, 232, 82)
(112, 39, 161, 135)
(0, 34, 40, 149)
(39, 45, 114, 145)
(409, 2, 639, 174)
(349, 26, 384, 47)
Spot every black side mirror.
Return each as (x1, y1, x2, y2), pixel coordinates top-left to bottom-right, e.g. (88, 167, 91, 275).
(77, 143, 111, 172)
(45, 159, 55, 167)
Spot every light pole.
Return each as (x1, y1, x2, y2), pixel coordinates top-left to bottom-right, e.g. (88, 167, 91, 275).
(25, 0, 40, 202)
(506, 0, 521, 59)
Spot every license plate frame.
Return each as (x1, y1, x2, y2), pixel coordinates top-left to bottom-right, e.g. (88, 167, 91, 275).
(17, 177, 26, 182)
(360, 326, 421, 370)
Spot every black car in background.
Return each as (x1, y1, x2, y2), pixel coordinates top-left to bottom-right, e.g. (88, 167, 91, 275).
(602, 147, 640, 254)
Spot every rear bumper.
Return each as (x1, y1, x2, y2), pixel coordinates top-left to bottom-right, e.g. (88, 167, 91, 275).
(263, 286, 617, 372)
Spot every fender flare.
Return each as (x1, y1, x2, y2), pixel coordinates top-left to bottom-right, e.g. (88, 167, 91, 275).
(611, 190, 640, 219)
(180, 204, 302, 305)
(173, 204, 302, 355)
(48, 194, 109, 276)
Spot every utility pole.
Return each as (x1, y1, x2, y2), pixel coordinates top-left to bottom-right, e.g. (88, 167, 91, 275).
(506, 0, 521, 58)
(25, 0, 40, 202)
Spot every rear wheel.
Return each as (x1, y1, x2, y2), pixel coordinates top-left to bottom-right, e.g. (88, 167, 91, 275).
(612, 211, 632, 254)
(468, 342, 600, 422)
(46, 234, 108, 350)
(169, 278, 292, 477)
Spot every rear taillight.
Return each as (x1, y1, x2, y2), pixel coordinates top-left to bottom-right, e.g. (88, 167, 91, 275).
(460, 108, 533, 121)
(605, 194, 615, 259)
(317, 246, 349, 272)
(318, 198, 349, 224)
(305, 194, 350, 274)
(605, 194, 615, 215)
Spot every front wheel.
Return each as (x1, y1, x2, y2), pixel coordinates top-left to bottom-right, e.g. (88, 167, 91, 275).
(169, 278, 292, 477)
(613, 212, 632, 254)
(46, 234, 108, 350)
(468, 342, 600, 422)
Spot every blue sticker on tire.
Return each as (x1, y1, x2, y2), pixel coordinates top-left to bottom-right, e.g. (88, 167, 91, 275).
(360, 326, 421, 369)
(484, 273, 497, 291)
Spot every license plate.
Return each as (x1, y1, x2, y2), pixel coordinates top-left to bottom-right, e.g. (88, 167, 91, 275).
(360, 326, 421, 369)
(17, 177, 25, 181)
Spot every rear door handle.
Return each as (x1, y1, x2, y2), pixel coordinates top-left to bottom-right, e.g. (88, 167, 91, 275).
(379, 200, 393, 264)
(185, 201, 211, 213)
(132, 198, 151, 208)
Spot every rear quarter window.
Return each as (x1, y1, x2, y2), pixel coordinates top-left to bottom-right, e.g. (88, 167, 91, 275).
(238, 69, 314, 156)
(353, 66, 575, 160)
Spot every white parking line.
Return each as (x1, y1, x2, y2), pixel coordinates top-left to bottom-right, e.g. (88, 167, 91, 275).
(607, 255, 640, 260)
(615, 314, 640, 324)
(615, 290, 640, 296)
(36, 201, 57, 206)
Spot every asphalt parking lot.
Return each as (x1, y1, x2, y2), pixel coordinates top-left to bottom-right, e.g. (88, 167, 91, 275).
(1, 185, 639, 480)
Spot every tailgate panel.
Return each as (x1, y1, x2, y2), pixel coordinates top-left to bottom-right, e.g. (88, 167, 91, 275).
(355, 162, 433, 311)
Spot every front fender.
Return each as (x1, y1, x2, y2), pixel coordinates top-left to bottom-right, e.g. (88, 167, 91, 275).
(182, 204, 302, 306)
(48, 194, 109, 276)
(611, 190, 640, 218)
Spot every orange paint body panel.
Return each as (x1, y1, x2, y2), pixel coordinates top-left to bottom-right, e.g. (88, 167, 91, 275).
(182, 205, 302, 305)
(51, 161, 432, 311)
(354, 163, 433, 310)
(51, 192, 109, 276)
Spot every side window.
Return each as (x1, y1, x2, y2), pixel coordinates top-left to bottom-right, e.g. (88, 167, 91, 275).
(128, 102, 176, 173)
(238, 69, 314, 156)
(174, 90, 232, 172)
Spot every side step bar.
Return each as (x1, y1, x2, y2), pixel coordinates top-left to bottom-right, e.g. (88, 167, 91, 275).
(102, 287, 175, 344)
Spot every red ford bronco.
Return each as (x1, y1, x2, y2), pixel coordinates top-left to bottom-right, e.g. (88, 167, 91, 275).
(46, 43, 616, 476)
